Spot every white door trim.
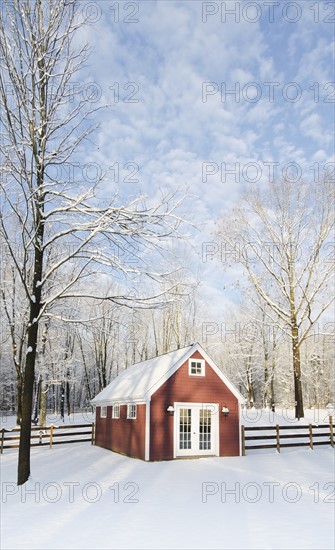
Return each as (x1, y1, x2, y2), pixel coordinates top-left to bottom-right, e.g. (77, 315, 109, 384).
(145, 399, 150, 461)
(173, 402, 219, 458)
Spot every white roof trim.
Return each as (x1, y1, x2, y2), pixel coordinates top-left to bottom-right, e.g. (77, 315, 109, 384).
(93, 398, 146, 406)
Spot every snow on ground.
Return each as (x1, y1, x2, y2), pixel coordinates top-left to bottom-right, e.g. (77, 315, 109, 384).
(1, 409, 334, 549)
(1, 442, 334, 549)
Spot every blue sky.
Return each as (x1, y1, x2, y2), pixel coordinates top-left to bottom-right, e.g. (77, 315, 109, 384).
(75, 0, 335, 314)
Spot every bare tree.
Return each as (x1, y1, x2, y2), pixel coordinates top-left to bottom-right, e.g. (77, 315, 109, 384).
(248, 295, 281, 411)
(302, 331, 335, 409)
(215, 178, 334, 419)
(0, 0, 186, 484)
(0, 259, 29, 425)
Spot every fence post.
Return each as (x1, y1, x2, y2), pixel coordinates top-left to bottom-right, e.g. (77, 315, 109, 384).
(0, 429, 4, 454)
(91, 422, 95, 445)
(308, 424, 313, 450)
(330, 416, 334, 448)
(49, 424, 54, 449)
(276, 424, 280, 453)
(241, 425, 246, 456)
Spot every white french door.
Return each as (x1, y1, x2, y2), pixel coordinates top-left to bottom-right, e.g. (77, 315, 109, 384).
(174, 403, 219, 457)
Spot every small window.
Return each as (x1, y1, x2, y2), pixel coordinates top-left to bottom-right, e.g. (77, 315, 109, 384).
(112, 404, 120, 419)
(189, 359, 205, 376)
(100, 406, 107, 418)
(127, 404, 137, 419)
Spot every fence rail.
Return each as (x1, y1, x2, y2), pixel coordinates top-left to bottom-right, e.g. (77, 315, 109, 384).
(0, 423, 95, 453)
(241, 416, 334, 455)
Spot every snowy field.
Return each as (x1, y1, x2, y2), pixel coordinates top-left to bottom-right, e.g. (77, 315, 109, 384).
(1, 410, 334, 550)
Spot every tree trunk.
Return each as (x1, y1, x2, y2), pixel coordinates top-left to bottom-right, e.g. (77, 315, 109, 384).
(78, 337, 92, 402)
(17, 298, 41, 485)
(16, 374, 23, 426)
(292, 323, 304, 419)
(270, 376, 275, 412)
(246, 357, 255, 407)
(11, 382, 16, 414)
(60, 383, 65, 421)
(33, 376, 41, 422)
(270, 352, 276, 412)
(263, 350, 270, 408)
(17, 205, 44, 484)
(39, 378, 47, 427)
(66, 380, 71, 417)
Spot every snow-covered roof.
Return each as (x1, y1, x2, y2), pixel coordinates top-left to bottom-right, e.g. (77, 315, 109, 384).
(91, 342, 244, 404)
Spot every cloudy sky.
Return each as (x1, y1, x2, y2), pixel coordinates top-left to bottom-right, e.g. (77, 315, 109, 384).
(75, 0, 334, 313)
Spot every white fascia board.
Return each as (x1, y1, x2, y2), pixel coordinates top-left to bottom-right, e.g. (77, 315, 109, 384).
(145, 398, 150, 461)
(91, 397, 146, 406)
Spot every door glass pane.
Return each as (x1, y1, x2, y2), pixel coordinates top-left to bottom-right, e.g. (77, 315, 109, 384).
(199, 409, 211, 450)
(179, 408, 191, 450)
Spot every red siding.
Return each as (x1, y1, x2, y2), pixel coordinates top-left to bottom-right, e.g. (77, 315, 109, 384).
(95, 404, 146, 460)
(149, 351, 240, 460)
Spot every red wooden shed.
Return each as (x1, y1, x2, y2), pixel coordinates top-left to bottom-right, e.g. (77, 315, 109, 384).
(92, 342, 244, 460)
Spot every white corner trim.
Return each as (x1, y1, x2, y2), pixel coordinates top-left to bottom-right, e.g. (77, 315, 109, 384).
(238, 401, 242, 456)
(145, 399, 150, 461)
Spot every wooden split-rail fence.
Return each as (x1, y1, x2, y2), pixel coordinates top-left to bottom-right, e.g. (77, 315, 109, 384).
(0, 423, 95, 453)
(241, 416, 334, 455)
(2, 419, 334, 456)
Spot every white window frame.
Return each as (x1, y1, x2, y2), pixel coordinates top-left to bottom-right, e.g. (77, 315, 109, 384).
(100, 406, 107, 418)
(188, 358, 205, 376)
(112, 404, 120, 419)
(127, 403, 137, 419)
